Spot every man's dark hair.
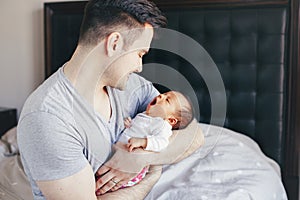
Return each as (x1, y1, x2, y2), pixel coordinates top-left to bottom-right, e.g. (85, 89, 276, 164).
(79, 0, 167, 47)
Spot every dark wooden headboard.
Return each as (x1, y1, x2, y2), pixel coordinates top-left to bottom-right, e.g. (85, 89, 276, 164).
(44, 0, 300, 199)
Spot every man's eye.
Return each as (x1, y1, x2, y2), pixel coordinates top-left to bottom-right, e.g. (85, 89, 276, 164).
(166, 98, 170, 103)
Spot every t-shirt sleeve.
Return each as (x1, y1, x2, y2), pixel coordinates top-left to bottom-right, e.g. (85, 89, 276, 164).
(138, 82, 159, 113)
(122, 74, 159, 119)
(17, 112, 88, 181)
(135, 76, 160, 114)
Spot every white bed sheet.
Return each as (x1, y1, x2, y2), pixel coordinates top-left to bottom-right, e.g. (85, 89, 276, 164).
(0, 125, 287, 200)
(0, 128, 33, 200)
(146, 123, 287, 200)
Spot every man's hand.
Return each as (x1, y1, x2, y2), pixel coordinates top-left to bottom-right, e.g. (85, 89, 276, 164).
(127, 138, 147, 152)
(95, 164, 137, 195)
(95, 142, 150, 195)
(98, 165, 162, 200)
(95, 119, 204, 195)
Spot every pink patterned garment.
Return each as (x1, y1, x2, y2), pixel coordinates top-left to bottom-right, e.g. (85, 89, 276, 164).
(121, 166, 150, 188)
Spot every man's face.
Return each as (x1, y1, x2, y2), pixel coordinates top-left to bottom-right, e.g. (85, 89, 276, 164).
(105, 24, 154, 90)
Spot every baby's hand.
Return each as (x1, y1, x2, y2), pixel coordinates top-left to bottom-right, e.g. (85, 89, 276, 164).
(127, 138, 147, 152)
(124, 117, 132, 128)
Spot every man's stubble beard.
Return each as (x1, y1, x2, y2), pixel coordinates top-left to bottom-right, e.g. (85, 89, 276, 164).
(114, 75, 129, 91)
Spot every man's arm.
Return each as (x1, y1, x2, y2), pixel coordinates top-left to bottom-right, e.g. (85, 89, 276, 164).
(96, 119, 204, 193)
(150, 119, 204, 164)
(109, 119, 203, 169)
(37, 164, 97, 200)
(98, 165, 162, 200)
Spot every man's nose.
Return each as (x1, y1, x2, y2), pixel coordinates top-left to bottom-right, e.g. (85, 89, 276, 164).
(135, 58, 143, 73)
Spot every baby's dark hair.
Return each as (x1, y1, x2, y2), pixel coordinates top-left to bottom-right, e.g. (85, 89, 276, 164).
(79, 0, 167, 47)
(172, 93, 194, 130)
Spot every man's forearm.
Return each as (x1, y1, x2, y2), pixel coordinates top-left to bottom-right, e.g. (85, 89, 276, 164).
(98, 165, 162, 200)
(150, 119, 204, 165)
(108, 119, 204, 174)
(130, 119, 204, 166)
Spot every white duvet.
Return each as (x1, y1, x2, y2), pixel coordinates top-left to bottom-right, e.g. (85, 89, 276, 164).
(0, 124, 287, 200)
(146, 123, 287, 200)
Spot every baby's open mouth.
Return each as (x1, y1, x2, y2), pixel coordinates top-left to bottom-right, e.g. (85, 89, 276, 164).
(150, 98, 157, 105)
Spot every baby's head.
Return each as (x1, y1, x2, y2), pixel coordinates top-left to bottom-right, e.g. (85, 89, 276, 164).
(146, 91, 194, 130)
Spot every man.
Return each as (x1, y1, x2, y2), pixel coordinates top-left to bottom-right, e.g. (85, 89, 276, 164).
(17, 0, 203, 199)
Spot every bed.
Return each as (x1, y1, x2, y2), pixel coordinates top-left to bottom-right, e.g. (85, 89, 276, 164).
(0, 122, 287, 199)
(0, 0, 299, 199)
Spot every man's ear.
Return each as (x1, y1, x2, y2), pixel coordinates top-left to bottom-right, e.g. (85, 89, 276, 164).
(167, 116, 178, 126)
(106, 32, 124, 57)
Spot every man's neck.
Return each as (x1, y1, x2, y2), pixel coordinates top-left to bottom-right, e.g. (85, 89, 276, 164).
(94, 87, 112, 122)
(63, 44, 112, 121)
(65, 45, 105, 94)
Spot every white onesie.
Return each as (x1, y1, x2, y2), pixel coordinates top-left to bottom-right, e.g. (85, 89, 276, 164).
(118, 112, 172, 152)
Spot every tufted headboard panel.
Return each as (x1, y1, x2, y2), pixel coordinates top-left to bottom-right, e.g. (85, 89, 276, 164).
(44, 1, 300, 199)
(146, 6, 288, 167)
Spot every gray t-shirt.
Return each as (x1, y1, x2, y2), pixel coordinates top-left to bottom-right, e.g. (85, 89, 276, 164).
(17, 67, 159, 199)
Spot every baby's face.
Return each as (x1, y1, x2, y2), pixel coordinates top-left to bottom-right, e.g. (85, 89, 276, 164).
(146, 91, 185, 119)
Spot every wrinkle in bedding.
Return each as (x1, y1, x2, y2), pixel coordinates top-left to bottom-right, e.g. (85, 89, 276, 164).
(0, 125, 287, 200)
(145, 123, 287, 200)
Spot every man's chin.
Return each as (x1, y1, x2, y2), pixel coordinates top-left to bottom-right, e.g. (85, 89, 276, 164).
(114, 83, 127, 91)
(112, 77, 129, 91)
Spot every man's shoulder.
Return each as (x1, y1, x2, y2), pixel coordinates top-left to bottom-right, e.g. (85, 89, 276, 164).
(20, 69, 73, 121)
(127, 73, 151, 89)
(124, 73, 158, 98)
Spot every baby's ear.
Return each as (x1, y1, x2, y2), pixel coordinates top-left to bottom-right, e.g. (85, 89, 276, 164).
(167, 117, 178, 126)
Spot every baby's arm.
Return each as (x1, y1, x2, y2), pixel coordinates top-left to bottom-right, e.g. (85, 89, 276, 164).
(124, 117, 132, 128)
(124, 117, 146, 152)
(123, 117, 171, 152)
(127, 126, 172, 152)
